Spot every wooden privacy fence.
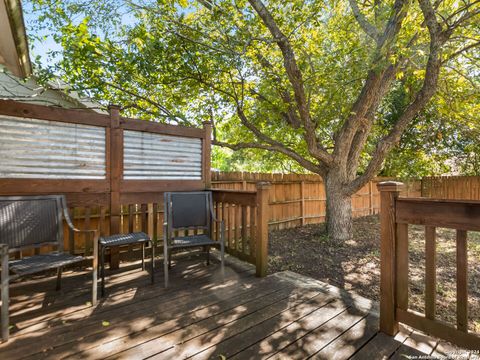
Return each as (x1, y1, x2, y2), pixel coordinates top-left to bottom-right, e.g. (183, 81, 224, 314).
(422, 175, 480, 200)
(378, 182, 480, 349)
(212, 172, 421, 230)
(0, 100, 269, 275)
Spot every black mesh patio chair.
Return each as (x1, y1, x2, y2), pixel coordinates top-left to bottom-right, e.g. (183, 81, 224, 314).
(0, 195, 99, 342)
(163, 191, 224, 287)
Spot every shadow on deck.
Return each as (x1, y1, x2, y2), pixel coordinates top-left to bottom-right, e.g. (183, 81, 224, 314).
(0, 252, 466, 359)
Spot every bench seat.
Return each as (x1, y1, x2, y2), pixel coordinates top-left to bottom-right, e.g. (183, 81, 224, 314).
(9, 253, 84, 278)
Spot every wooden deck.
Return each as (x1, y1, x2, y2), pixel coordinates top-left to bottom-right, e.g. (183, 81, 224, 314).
(0, 252, 468, 359)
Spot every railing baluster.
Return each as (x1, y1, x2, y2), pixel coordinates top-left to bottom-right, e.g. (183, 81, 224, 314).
(236, 205, 241, 251)
(99, 206, 106, 236)
(229, 203, 234, 250)
(84, 207, 91, 255)
(396, 223, 409, 311)
(128, 204, 134, 233)
(127, 204, 135, 255)
(425, 226, 437, 320)
(456, 229, 468, 332)
(250, 206, 256, 257)
(141, 204, 147, 233)
(241, 205, 247, 255)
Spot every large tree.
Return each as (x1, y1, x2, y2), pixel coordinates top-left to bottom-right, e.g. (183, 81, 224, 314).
(28, 0, 480, 241)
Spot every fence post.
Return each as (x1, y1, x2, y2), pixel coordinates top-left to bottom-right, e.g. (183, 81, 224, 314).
(378, 181, 404, 336)
(255, 182, 271, 277)
(202, 121, 212, 189)
(109, 104, 122, 269)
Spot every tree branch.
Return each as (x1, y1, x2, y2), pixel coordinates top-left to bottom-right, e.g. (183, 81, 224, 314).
(348, 0, 380, 42)
(334, 0, 408, 172)
(212, 140, 324, 175)
(247, 0, 333, 166)
(346, 0, 449, 194)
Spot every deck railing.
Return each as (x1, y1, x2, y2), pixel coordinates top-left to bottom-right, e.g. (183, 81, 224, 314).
(62, 185, 271, 277)
(378, 181, 480, 349)
(211, 182, 270, 277)
(0, 99, 271, 277)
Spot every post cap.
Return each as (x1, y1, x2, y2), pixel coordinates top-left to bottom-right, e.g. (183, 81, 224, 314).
(256, 181, 271, 190)
(377, 181, 405, 192)
(108, 104, 121, 111)
(202, 121, 212, 127)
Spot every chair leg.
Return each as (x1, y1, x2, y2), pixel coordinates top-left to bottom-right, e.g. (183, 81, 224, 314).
(56, 267, 63, 291)
(151, 241, 155, 284)
(164, 248, 169, 288)
(168, 251, 172, 269)
(206, 246, 210, 266)
(142, 243, 145, 271)
(1, 247, 9, 342)
(221, 226, 225, 281)
(101, 246, 106, 297)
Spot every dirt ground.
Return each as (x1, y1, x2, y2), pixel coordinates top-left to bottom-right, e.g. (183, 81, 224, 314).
(268, 215, 480, 333)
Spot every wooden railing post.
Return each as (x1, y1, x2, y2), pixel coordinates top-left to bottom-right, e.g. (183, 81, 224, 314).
(108, 104, 122, 269)
(202, 121, 212, 189)
(255, 182, 271, 277)
(378, 181, 404, 336)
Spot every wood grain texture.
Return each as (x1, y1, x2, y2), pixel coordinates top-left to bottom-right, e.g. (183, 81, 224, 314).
(396, 223, 409, 311)
(397, 309, 479, 350)
(396, 198, 480, 231)
(0, 99, 110, 126)
(255, 182, 270, 277)
(121, 116, 205, 138)
(456, 229, 468, 333)
(0, 256, 468, 358)
(378, 182, 403, 336)
(425, 226, 436, 320)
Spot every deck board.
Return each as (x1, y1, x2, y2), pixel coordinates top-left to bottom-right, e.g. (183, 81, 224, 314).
(0, 253, 469, 359)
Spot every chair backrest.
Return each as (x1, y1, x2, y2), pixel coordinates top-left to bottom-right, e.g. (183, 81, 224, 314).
(0, 195, 65, 252)
(164, 191, 213, 236)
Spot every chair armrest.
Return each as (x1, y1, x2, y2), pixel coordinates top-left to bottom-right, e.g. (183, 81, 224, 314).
(63, 206, 97, 234)
(0, 243, 8, 254)
(212, 220, 225, 244)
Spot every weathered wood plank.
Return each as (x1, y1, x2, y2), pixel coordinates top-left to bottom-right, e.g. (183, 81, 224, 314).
(378, 182, 403, 335)
(396, 198, 480, 231)
(351, 325, 413, 360)
(425, 226, 436, 320)
(172, 292, 336, 360)
(314, 313, 378, 360)
(396, 309, 480, 350)
(108, 287, 313, 360)
(390, 329, 438, 359)
(396, 223, 409, 311)
(269, 307, 370, 360)
(456, 229, 468, 333)
(22, 278, 284, 359)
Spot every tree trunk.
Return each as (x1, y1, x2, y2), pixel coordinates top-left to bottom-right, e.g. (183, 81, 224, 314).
(325, 173, 353, 242)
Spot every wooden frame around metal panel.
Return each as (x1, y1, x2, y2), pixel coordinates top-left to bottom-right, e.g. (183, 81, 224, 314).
(0, 99, 210, 268)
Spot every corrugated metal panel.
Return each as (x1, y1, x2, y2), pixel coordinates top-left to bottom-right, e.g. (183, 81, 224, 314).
(124, 130, 202, 180)
(0, 115, 106, 179)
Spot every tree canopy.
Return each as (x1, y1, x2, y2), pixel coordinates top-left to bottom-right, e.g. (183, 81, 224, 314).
(26, 0, 480, 240)
(26, 0, 480, 177)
